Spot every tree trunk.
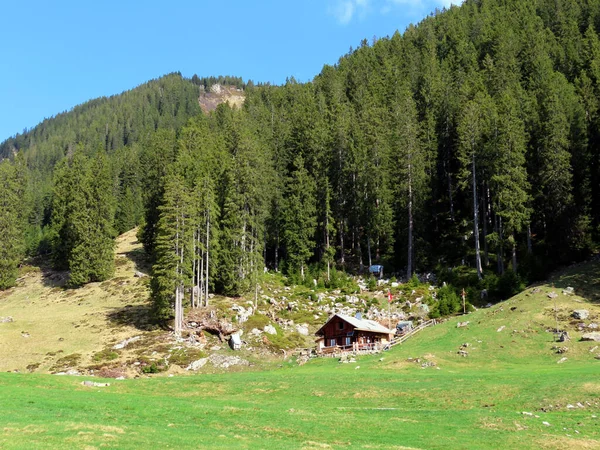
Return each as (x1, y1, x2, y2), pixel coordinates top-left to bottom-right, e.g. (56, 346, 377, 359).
(325, 213, 331, 282)
(339, 219, 345, 266)
(367, 236, 372, 268)
(407, 159, 413, 280)
(498, 216, 505, 275)
(527, 224, 532, 254)
(191, 233, 196, 308)
(511, 233, 517, 273)
(472, 154, 482, 279)
(482, 184, 489, 267)
(205, 209, 210, 307)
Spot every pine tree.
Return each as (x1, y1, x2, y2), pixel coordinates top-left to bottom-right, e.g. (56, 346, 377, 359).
(282, 155, 317, 279)
(151, 172, 190, 329)
(0, 160, 26, 290)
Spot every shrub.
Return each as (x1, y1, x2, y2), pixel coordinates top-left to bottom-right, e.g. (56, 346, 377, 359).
(366, 276, 377, 291)
(437, 285, 461, 316)
(496, 270, 524, 299)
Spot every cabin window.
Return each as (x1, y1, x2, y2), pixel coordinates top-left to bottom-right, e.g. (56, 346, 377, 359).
(329, 338, 336, 347)
(344, 337, 351, 346)
(338, 322, 344, 330)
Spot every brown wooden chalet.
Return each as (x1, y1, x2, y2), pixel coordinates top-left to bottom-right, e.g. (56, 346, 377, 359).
(315, 313, 393, 354)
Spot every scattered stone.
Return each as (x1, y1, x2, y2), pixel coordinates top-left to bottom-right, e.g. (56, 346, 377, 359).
(21, 332, 30, 338)
(391, 282, 399, 288)
(186, 358, 209, 371)
(295, 324, 309, 336)
(572, 310, 589, 320)
(581, 332, 600, 342)
(113, 336, 141, 349)
(547, 292, 558, 299)
(457, 321, 470, 328)
(263, 324, 277, 335)
(558, 332, 570, 342)
(250, 328, 262, 337)
(522, 412, 533, 416)
(81, 381, 110, 387)
(0, 316, 14, 323)
(590, 346, 598, 353)
(589, 323, 599, 329)
(531, 288, 541, 294)
(355, 366, 360, 370)
(542, 421, 551, 427)
(557, 357, 568, 364)
(457, 350, 468, 357)
(552, 346, 569, 354)
(497, 326, 505, 332)
(563, 287, 575, 295)
(134, 271, 147, 278)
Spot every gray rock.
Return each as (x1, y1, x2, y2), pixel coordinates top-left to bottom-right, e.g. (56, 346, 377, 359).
(0, 316, 14, 323)
(186, 358, 209, 371)
(581, 332, 600, 342)
(547, 292, 558, 299)
(589, 323, 599, 329)
(134, 271, 147, 278)
(295, 324, 309, 336)
(563, 286, 575, 295)
(113, 336, 141, 350)
(81, 380, 110, 387)
(572, 310, 589, 320)
(263, 324, 277, 335)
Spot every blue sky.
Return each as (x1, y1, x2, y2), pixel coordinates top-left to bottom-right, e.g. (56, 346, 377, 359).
(0, 0, 457, 142)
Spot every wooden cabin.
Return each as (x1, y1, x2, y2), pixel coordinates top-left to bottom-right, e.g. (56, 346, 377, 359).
(315, 313, 393, 354)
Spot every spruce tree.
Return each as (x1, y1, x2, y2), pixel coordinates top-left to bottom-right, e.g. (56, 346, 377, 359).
(282, 155, 317, 279)
(0, 160, 26, 290)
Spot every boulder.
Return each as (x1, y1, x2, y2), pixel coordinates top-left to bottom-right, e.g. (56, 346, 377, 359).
(296, 324, 309, 336)
(134, 271, 147, 278)
(113, 336, 141, 350)
(186, 358, 208, 371)
(0, 316, 14, 323)
(581, 332, 600, 342)
(547, 292, 558, 299)
(563, 286, 575, 295)
(263, 324, 277, 335)
(572, 310, 589, 320)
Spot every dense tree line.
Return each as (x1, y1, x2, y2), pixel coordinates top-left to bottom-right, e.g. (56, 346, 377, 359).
(2, 0, 600, 324)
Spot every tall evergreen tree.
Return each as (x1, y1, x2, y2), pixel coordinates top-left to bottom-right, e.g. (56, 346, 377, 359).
(0, 160, 26, 290)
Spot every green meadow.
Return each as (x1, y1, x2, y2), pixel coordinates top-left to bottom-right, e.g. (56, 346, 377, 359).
(2, 263, 599, 449)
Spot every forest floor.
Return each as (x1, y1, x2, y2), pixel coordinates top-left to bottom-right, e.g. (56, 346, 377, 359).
(0, 260, 599, 448)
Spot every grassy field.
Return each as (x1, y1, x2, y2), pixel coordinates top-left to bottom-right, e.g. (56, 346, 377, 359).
(1, 262, 599, 448)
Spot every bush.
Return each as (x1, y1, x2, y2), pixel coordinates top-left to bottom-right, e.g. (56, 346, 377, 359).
(366, 276, 377, 291)
(437, 285, 461, 316)
(495, 270, 524, 299)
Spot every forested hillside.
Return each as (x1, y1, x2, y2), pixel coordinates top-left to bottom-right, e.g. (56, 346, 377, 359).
(2, 0, 600, 325)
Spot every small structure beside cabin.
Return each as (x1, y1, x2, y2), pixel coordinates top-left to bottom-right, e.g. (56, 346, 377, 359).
(315, 313, 393, 354)
(396, 321, 413, 335)
(368, 265, 384, 279)
(229, 333, 242, 350)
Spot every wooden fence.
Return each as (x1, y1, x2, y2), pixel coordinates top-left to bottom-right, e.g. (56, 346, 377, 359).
(384, 319, 437, 350)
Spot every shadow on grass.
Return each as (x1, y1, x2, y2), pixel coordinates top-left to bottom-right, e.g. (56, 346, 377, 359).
(107, 304, 154, 331)
(39, 264, 69, 289)
(549, 258, 600, 304)
(124, 247, 152, 275)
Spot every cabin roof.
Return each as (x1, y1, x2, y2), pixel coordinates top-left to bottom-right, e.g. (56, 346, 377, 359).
(316, 313, 393, 336)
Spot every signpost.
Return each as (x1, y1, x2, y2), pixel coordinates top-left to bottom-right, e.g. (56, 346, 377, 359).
(388, 289, 392, 331)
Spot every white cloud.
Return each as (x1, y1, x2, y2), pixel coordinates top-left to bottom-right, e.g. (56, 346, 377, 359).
(330, 0, 462, 25)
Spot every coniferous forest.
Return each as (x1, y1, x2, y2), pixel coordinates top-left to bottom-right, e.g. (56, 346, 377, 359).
(2, 0, 600, 324)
